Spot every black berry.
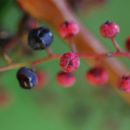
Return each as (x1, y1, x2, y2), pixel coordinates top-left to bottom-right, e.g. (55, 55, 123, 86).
(17, 67, 38, 89)
(28, 27, 53, 50)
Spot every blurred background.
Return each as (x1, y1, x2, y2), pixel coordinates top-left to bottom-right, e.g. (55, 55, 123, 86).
(0, 0, 130, 130)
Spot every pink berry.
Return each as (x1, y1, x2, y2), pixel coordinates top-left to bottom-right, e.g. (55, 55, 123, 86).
(125, 36, 130, 51)
(60, 52, 80, 73)
(86, 66, 109, 86)
(57, 71, 76, 87)
(100, 21, 120, 38)
(59, 21, 80, 39)
(36, 71, 48, 89)
(118, 76, 130, 92)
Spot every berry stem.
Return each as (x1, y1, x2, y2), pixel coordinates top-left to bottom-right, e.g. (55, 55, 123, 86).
(79, 52, 130, 59)
(46, 48, 54, 56)
(0, 63, 29, 72)
(32, 54, 61, 66)
(68, 38, 78, 52)
(111, 38, 122, 52)
(0, 54, 61, 72)
(3, 36, 19, 53)
(3, 53, 13, 64)
(70, 42, 77, 53)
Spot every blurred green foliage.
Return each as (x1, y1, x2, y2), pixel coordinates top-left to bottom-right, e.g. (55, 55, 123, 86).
(0, 0, 130, 130)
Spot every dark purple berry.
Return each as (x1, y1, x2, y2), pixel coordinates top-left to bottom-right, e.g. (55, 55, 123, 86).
(28, 27, 53, 50)
(17, 67, 38, 89)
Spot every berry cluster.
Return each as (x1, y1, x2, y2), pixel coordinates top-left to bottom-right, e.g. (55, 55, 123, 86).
(17, 21, 80, 89)
(1, 19, 130, 92)
(100, 21, 130, 92)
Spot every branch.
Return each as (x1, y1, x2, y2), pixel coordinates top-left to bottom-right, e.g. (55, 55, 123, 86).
(16, 0, 130, 103)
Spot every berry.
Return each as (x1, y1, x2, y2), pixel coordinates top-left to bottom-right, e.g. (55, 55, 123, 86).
(100, 21, 120, 38)
(28, 27, 53, 50)
(17, 67, 38, 89)
(59, 21, 79, 39)
(125, 36, 130, 51)
(0, 88, 11, 107)
(36, 71, 48, 88)
(118, 75, 130, 92)
(60, 52, 80, 72)
(86, 66, 109, 86)
(57, 71, 76, 87)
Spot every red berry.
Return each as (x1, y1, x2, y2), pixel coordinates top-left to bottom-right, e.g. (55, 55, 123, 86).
(36, 71, 48, 89)
(100, 21, 120, 38)
(125, 36, 130, 51)
(57, 71, 76, 87)
(59, 21, 79, 39)
(86, 66, 109, 86)
(118, 76, 130, 92)
(0, 88, 11, 107)
(60, 52, 80, 73)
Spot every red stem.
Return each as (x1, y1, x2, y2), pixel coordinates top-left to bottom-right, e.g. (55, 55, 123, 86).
(0, 51, 130, 72)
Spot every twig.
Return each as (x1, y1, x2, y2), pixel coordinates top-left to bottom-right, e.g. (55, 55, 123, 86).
(1, 51, 130, 73)
(3, 53, 13, 64)
(111, 38, 122, 52)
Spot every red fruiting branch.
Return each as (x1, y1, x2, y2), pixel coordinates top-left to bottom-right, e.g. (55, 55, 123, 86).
(0, 50, 130, 73)
(15, 0, 130, 102)
(0, 20, 129, 74)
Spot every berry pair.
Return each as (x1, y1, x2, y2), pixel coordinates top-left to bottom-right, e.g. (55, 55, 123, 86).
(57, 66, 109, 88)
(28, 21, 79, 50)
(17, 67, 76, 89)
(17, 25, 53, 89)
